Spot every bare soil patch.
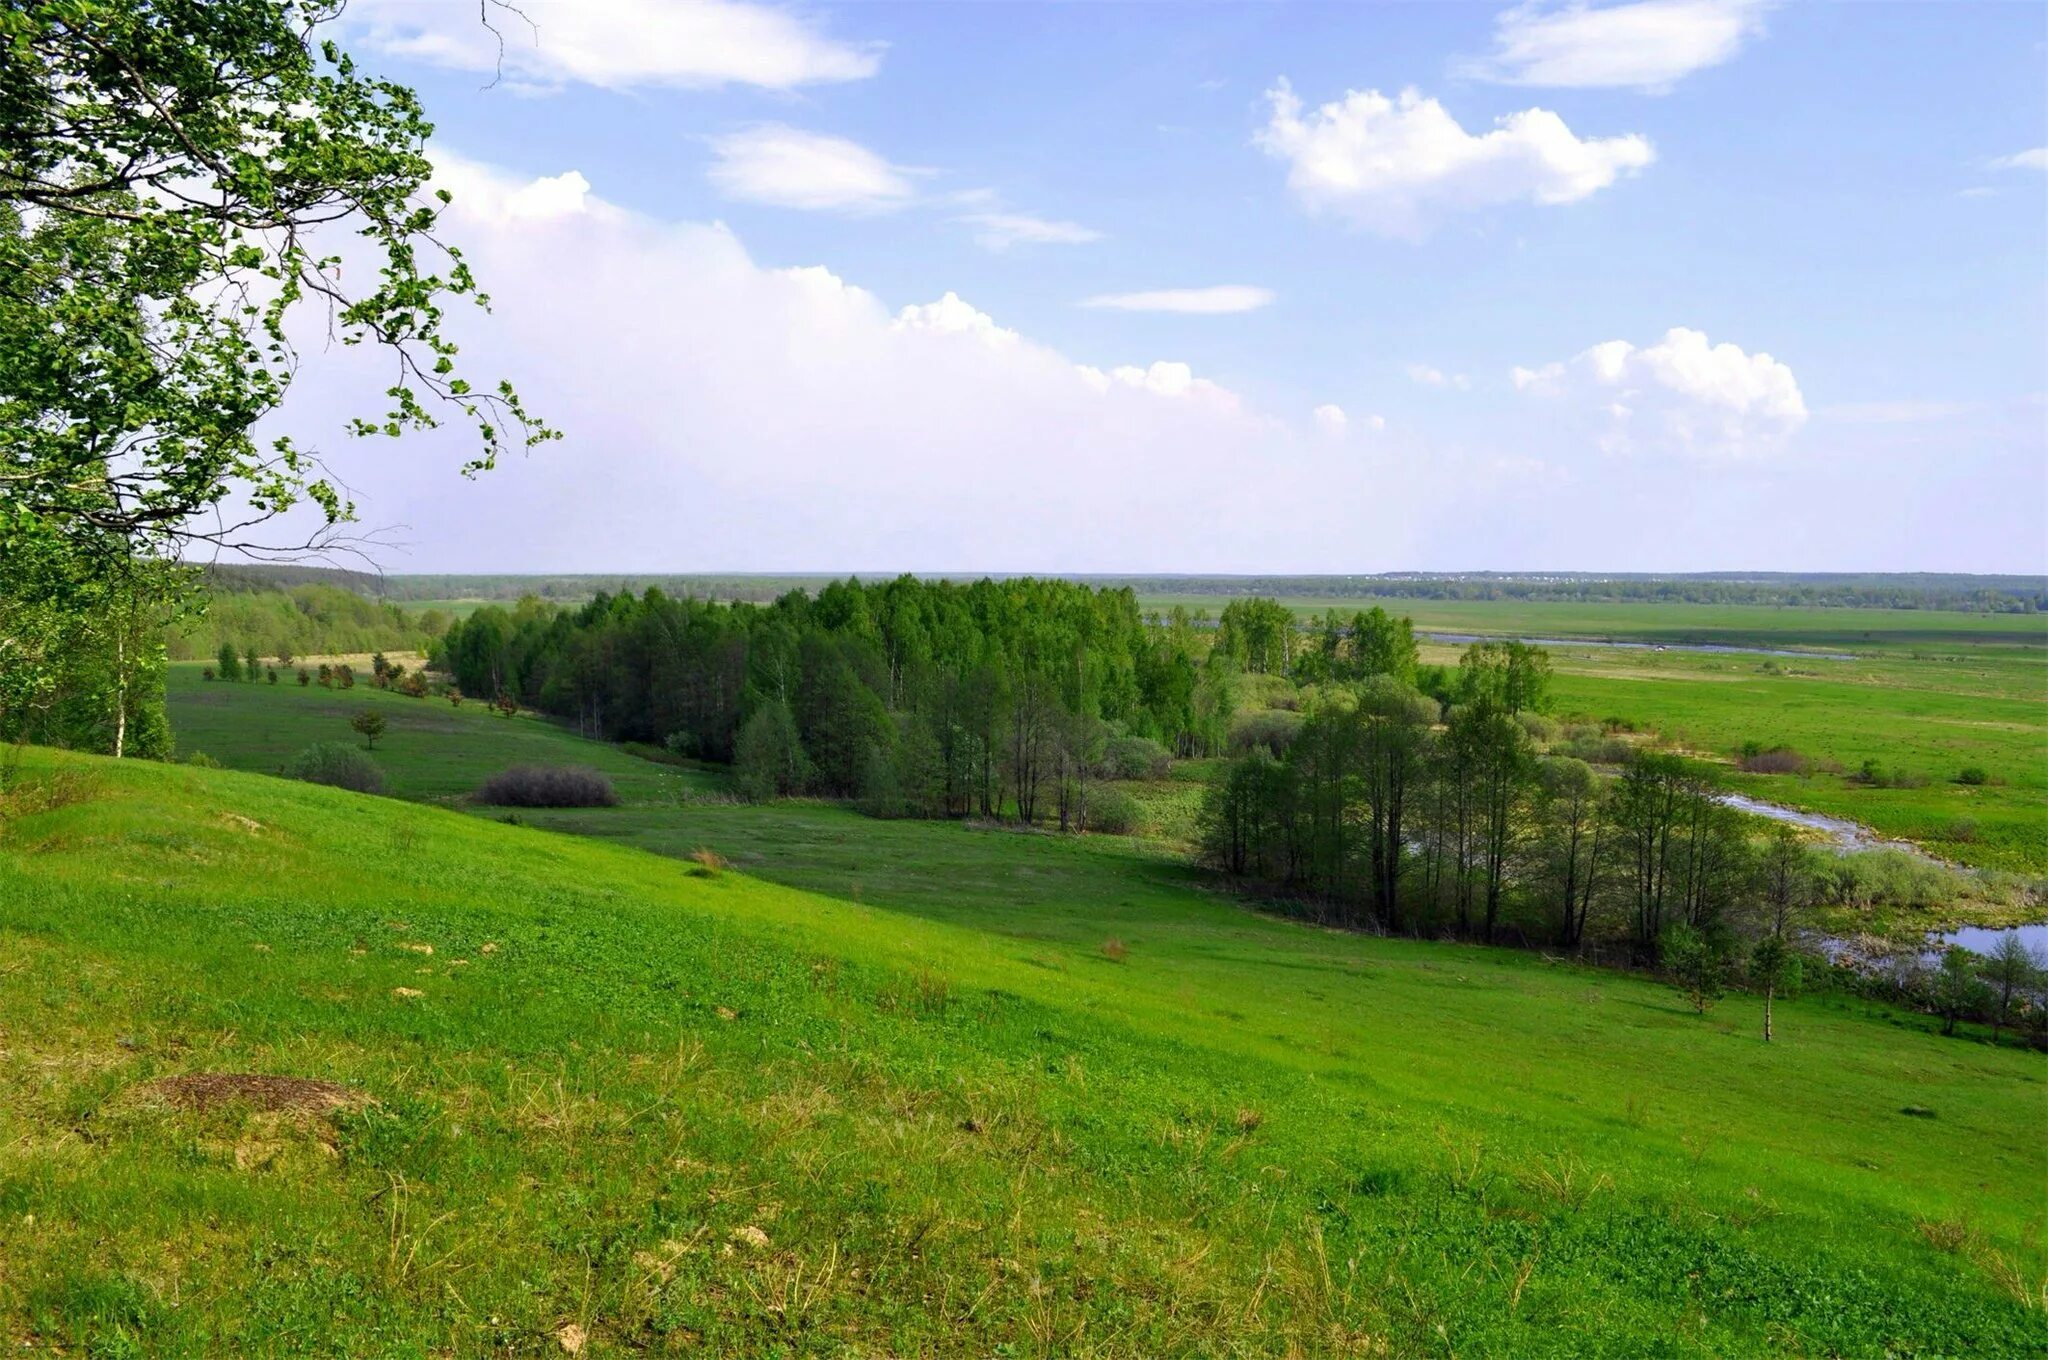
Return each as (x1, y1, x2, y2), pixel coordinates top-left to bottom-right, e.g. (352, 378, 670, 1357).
(136, 1072, 368, 1114)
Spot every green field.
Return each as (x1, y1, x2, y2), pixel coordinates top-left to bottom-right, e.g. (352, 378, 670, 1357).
(166, 665, 703, 807)
(5, 740, 2045, 1357)
(1141, 595, 2048, 652)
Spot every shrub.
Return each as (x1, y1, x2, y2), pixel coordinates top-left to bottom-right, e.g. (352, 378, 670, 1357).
(201, 667, 215, 681)
(1739, 746, 1809, 775)
(182, 751, 221, 768)
(1228, 708, 1302, 758)
(1516, 712, 1560, 746)
(287, 742, 387, 795)
(476, 765, 620, 808)
(1100, 735, 1170, 781)
(1083, 786, 1143, 835)
(265, 667, 278, 684)
(1957, 766, 1989, 786)
(297, 668, 311, 686)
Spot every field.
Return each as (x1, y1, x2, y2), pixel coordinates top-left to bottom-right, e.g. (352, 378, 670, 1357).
(1139, 595, 2048, 652)
(5, 739, 2045, 1356)
(1458, 642, 2048, 876)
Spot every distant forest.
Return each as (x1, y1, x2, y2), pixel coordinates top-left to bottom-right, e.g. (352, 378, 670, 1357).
(203, 565, 2048, 613)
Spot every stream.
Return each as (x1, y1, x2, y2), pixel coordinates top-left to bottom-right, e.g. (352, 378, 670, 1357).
(1718, 794, 2044, 962)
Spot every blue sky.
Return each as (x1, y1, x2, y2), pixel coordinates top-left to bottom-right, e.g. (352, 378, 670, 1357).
(292, 1, 2047, 573)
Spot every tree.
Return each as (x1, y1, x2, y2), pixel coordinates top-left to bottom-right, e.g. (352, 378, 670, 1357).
(1980, 934, 2041, 1042)
(2, 0, 550, 755)
(1929, 946, 1991, 1037)
(1536, 757, 1605, 949)
(1664, 923, 1730, 1014)
(216, 643, 242, 683)
(244, 646, 261, 683)
(1610, 753, 1690, 961)
(1750, 826, 1812, 1042)
(734, 700, 809, 803)
(1350, 607, 1418, 684)
(349, 708, 386, 751)
(1458, 641, 1552, 715)
(1356, 678, 1435, 931)
(1448, 699, 1535, 942)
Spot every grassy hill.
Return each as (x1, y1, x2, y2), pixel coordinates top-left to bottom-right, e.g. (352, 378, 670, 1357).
(2, 740, 2043, 1355)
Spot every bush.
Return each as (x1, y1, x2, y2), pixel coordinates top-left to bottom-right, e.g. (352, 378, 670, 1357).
(1739, 746, 1809, 775)
(1083, 786, 1143, 835)
(1100, 735, 1170, 781)
(1957, 766, 1989, 786)
(476, 765, 620, 808)
(1228, 708, 1302, 758)
(287, 742, 387, 795)
(1516, 712, 1560, 746)
(182, 751, 222, 768)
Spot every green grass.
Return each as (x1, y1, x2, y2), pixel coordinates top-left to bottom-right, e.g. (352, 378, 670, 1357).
(166, 663, 713, 807)
(3, 747, 2044, 1357)
(1141, 594, 2048, 651)
(1508, 644, 2048, 876)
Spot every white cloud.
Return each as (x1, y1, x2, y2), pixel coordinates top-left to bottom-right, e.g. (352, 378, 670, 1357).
(1989, 147, 2048, 172)
(1313, 403, 1381, 435)
(260, 155, 1417, 571)
(1256, 81, 1653, 237)
(1823, 400, 1976, 425)
(1406, 363, 1471, 390)
(1080, 286, 1275, 315)
(338, 0, 881, 92)
(708, 126, 915, 212)
(1461, 0, 1771, 92)
(958, 212, 1103, 252)
(1512, 326, 1805, 456)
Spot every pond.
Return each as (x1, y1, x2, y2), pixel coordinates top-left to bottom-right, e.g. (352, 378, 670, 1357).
(1937, 922, 2048, 959)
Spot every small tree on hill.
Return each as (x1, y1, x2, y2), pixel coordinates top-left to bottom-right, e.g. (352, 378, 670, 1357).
(1751, 826, 1813, 1042)
(494, 691, 518, 718)
(1665, 923, 1731, 1014)
(266, 666, 278, 684)
(298, 668, 311, 686)
(1929, 947, 1991, 1037)
(216, 643, 242, 682)
(276, 647, 294, 669)
(317, 663, 333, 688)
(350, 709, 387, 751)
(244, 646, 261, 682)
(1979, 934, 2040, 1042)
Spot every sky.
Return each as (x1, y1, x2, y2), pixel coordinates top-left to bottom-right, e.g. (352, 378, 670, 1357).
(269, 0, 2047, 574)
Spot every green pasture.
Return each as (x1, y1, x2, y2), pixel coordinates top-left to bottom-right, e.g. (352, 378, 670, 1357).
(165, 663, 709, 807)
(1142, 594, 2048, 652)
(2, 747, 2043, 1356)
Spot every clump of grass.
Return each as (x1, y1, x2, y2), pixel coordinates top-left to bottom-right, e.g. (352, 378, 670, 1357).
(1915, 1216, 1974, 1254)
(688, 847, 728, 876)
(1100, 937, 1128, 963)
(1521, 1152, 1613, 1212)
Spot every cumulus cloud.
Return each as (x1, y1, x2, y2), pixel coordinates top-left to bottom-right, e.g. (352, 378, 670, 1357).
(1512, 326, 1805, 456)
(1080, 286, 1275, 315)
(1312, 403, 1382, 435)
(1256, 81, 1653, 237)
(337, 0, 881, 92)
(251, 155, 1441, 571)
(957, 212, 1103, 252)
(1460, 0, 1771, 92)
(1988, 148, 2048, 172)
(1406, 364, 1472, 390)
(708, 126, 916, 212)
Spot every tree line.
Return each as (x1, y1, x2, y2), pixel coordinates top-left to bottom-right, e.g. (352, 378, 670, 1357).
(435, 578, 1250, 826)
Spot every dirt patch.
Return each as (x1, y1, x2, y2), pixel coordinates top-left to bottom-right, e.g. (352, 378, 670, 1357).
(135, 1072, 368, 1114)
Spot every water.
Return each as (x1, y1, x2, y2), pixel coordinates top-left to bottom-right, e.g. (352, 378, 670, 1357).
(1937, 923, 2048, 959)
(1420, 632, 1855, 662)
(1716, 792, 1894, 854)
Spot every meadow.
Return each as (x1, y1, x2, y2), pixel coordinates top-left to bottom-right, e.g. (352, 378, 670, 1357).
(3, 744, 2044, 1357)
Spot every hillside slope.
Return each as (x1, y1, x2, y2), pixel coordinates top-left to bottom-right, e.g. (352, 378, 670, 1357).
(0, 750, 2042, 1357)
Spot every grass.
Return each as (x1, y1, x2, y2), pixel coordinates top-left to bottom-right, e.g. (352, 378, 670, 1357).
(1140, 595, 2048, 652)
(1474, 643, 2048, 876)
(165, 663, 714, 807)
(2, 746, 2044, 1356)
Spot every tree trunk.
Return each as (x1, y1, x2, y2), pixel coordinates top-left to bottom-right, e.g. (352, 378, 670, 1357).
(1763, 984, 1774, 1042)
